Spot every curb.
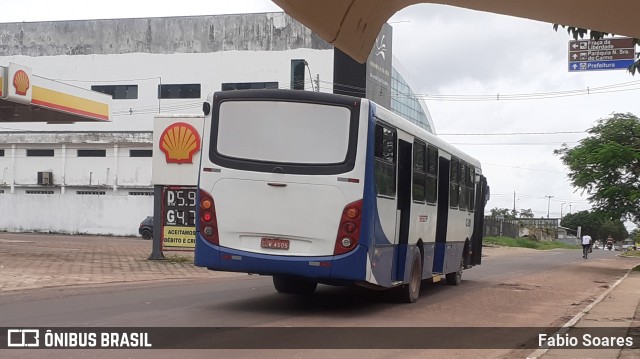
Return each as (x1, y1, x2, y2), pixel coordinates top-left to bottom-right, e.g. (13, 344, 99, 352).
(526, 267, 635, 359)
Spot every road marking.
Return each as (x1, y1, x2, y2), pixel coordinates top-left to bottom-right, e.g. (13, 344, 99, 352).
(0, 239, 35, 243)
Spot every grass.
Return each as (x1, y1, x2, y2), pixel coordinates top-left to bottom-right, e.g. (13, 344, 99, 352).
(483, 236, 581, 250)
(622, 250, 640, 258)
(163, 254, 194, 264)
(633, 265, 640, 272)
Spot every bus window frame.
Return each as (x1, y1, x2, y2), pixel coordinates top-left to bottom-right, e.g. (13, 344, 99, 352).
(425, 145, 438, 206)
(412, 139, 427, 204)
(208, 90, 361, 176)
(374, 120, 397, 199)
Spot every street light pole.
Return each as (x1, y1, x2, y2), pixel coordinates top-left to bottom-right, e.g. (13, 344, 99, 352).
(560, 202, 566, 219)
(545, 195, 554, 218)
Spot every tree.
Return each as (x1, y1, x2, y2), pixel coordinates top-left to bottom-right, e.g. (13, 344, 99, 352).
(554, 113, 640, 222)
(560, 210, 628, 241)
(519, 209, 535, 218)
(489, 207, 515, 220)
(489, 207, 535, 220)
(554, 25, 640, 75)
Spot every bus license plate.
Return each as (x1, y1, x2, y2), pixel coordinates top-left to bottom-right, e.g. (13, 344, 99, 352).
(261, 238, 290, 250)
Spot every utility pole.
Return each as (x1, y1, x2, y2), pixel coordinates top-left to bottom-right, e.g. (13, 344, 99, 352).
(545, 195, 554, 218)
(513, 191, 516, 216)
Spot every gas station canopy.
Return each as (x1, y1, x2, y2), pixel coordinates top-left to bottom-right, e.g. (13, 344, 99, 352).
(0, 63, 111, 123)
(272, 0, 640, 63)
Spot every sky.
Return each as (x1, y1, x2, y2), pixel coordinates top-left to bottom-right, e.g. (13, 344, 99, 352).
(1, 1, 638, 228)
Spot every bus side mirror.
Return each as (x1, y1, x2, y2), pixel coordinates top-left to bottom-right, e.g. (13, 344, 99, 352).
(202, 102, 211, 116)
(484, 185, 491, 204)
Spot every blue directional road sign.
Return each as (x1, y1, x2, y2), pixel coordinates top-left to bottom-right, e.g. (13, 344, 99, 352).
(568, 37, 636, 72)
(569, 59, 635, 72)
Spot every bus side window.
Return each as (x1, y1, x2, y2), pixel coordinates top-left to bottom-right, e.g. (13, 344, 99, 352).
(412, 141, 426, 203)
(468, 167, 476, 211)
(426, 145, 438, 204)
(459, 162, 468, 211)
(374, 123, 397, 197)
(450, 157, 460, 208)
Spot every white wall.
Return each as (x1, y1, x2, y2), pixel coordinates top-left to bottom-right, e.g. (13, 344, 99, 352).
(0, 193, 153, 236)
(0, 49, 335, 132)
(0, 47, 334, 235)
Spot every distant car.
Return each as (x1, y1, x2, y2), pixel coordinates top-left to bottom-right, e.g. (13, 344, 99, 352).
(139, 216, 153, 240)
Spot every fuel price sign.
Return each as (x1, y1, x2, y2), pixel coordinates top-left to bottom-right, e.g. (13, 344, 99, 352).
(162, 186, 197, 249)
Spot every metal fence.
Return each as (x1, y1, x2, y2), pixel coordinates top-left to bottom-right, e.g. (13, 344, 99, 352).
(483, 217, 560, 240)
(483, 218, 519, 238)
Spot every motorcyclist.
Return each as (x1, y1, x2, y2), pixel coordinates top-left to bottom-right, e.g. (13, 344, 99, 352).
(606, 235, 614, 251)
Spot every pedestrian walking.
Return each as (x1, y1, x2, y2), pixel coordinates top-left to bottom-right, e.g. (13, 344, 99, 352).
(582, 234, 592, 259)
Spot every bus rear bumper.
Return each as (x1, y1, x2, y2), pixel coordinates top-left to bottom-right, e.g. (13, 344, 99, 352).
(194, 235, 368, 281)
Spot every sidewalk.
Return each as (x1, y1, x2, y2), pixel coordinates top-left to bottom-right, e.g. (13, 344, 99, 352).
(0, 233, 240, 292)
(528, 265, 640, 359)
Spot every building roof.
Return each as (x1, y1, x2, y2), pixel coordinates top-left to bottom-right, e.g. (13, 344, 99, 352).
(273, 0, 640, 63)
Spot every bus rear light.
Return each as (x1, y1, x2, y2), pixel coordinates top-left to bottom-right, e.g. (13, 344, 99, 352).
(343, 222, 356, 234)
(334, 200, 362, 255)
(346, 208, 359, 219)
(199, 189, 219, 245)
(203, 226, 214, 236)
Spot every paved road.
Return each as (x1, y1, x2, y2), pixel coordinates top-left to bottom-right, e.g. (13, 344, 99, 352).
(1, 234, 638, 358)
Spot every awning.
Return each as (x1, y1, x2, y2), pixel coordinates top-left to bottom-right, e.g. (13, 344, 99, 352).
(273, 0, 640, 63)
(0, 63, 111, 123)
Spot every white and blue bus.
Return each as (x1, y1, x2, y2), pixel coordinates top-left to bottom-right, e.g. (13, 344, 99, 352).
(195, 89, 489, 303)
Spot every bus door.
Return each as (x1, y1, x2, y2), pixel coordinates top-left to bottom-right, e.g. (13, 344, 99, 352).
(393, 139, 412, 282)
(470, 175, 488, 265)
(433, 157, 450, 274)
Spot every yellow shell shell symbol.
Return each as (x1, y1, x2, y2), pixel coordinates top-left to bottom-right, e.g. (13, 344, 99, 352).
(13, 70, 30, 96)
(160, 122, 201, 163)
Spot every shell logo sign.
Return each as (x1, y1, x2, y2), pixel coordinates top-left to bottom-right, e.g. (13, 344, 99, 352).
(159, 122, 201, 164)
(12, 70, 30, 96)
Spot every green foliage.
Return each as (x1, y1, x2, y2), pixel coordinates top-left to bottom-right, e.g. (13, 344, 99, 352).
(553, 25, 640, 75)
(489, 207, 515, 220)
(483, 236, 580, 250)
(554, 113, 640, 222)
(519, 208, 535, 218)
(560, 210, 628, 241)
(489, 207, 535, 220)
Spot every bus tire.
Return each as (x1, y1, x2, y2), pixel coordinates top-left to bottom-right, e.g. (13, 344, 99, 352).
(396, 252, 422, 303)
(272, 276, 317, 295)
(446, 257, 463, 285)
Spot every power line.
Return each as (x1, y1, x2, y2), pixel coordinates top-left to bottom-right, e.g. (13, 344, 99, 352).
(439, 130, 586, 136)
(450, 142, 578, 146)
(483, 163, 567, 174)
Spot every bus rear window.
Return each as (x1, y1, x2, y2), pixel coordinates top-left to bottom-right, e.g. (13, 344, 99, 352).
(216, 101, 351, 165)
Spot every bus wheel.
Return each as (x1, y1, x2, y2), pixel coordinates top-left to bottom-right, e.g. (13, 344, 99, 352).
(397, 252, 422, 303)
(273, 276, 317, 295)
(446, 257, 463, 285)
